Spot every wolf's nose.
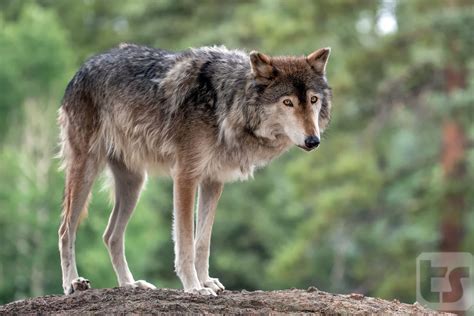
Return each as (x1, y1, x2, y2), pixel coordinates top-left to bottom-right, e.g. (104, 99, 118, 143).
(304, 136, 320, 149)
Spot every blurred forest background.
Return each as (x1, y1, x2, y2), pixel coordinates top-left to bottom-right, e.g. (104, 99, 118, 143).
(0, 0, 472, 306)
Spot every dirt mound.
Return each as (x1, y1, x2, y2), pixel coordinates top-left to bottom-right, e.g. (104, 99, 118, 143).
(0, 287, 447, 315)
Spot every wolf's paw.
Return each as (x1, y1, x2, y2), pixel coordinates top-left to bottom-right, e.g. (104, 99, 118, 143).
(202, 277, 225, 293)
(124, 280, 157, 290)
(67, 277, 91, 294)
(185, 286, 217, 296)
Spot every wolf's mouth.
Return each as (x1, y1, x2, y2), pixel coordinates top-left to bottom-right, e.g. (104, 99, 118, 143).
(297, 145, 317, 152)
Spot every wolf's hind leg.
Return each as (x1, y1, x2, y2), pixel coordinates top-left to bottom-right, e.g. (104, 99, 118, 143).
(59, 155, 101, 295)
(103, 159, 155, 290)
(195, 180, 225, 293)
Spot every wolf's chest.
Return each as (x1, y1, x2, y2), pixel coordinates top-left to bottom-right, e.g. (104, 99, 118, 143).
(212, 165, 255, 182)
(207, 147, 282, 183)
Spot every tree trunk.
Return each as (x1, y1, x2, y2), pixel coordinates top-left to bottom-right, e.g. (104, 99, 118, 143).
(439, 65, 467, 314)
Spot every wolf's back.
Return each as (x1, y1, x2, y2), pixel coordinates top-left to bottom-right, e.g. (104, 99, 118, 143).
(62, 44, 174, 107)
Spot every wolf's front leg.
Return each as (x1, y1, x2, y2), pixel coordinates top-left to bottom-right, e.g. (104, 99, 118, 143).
(173, 175, 216, 295)
(195, 180, 225, 293)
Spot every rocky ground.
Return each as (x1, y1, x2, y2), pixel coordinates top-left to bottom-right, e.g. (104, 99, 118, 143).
(0, 287, 450, 315)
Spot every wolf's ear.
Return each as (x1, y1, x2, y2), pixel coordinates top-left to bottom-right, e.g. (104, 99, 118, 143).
(250, 51, 276, 79)
(307, 47, 331, 74)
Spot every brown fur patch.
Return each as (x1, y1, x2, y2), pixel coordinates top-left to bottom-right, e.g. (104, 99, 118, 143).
(271, 57, 311, 74)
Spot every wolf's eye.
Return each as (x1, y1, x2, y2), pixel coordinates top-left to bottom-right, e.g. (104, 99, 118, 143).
(283, 99, 293, 107)
(310, 96, 318, 104)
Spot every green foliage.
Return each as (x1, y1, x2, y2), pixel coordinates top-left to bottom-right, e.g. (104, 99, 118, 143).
(0, 0, 472, 306)
(0, 3, 73, 139)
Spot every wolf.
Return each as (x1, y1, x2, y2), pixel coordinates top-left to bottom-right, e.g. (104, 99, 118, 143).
(58, 43, 332, 295)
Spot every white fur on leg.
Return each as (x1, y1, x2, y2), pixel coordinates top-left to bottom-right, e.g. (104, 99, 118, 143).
(174, 241, 215, 295)
(106, 235, 157, 290)
(59, 224, 83, 295)
(194, 181, 225, 293)
(106, 236, 135, 286)
(60, 239, 79, 294)
(104, 161, 157, 290)
(173, 176, 216, 295)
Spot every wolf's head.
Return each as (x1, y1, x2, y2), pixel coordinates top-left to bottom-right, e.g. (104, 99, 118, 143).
(248, 48, 332, 151)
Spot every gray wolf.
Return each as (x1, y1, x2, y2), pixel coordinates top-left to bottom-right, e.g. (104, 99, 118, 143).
(58, 43, 332, 295)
